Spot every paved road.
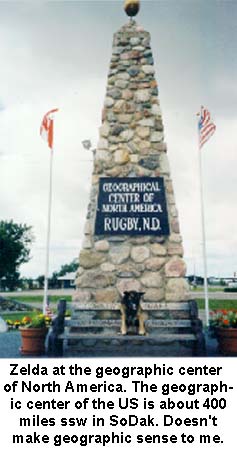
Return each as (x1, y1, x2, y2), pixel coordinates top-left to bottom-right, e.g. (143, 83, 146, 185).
(0, 331, 22, 358)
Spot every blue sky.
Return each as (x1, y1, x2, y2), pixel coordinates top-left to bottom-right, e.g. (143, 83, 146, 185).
(0, 0, 236, 278)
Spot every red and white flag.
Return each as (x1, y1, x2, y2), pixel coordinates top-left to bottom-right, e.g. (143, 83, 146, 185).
(40, 108, 58, 149)
(45, 298, 54, 319)
(198, 106, 216, 148)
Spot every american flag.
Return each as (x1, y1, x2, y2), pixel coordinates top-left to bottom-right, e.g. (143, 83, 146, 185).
(198, 106, 216, 148)
(40, 108, 58, 149)
(45, 298, 54, 319)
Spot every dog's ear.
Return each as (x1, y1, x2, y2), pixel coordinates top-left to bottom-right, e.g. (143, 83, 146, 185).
(123, 291, 129, 295)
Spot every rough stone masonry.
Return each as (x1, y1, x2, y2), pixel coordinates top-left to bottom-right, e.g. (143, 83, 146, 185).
(74, 19, 190, 307)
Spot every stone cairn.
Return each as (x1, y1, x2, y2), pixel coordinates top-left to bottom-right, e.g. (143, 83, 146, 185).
(64, 17, 204, 356)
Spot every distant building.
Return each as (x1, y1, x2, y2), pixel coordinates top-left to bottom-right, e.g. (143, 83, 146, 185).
(208, 277, 222, 285)
(57, 272, 76, 289)
(186, 275, 204, 286)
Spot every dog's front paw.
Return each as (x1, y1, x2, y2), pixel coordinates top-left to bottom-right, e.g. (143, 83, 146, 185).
(138, 330, 146, 336)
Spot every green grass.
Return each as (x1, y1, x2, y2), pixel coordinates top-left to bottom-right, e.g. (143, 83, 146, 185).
(196, 299, 237, 311)
(8, 295, 72, 304)
(1, 295, 72, 324)
(192, 286, 225, 292)
(1, 311, 39, 323)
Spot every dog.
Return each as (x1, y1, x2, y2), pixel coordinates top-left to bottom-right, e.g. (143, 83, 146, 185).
(120, 291, 146, 336)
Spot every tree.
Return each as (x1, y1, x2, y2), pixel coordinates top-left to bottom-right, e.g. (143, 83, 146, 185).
(26, 277, 34, 290)
(0, 220, 34, 290)
(35, 260, 78, 290)
(46, 259, 78, 289)
(36, 275, 45, 289)
(48, 271, 59, 289)
(57, 259, 78, 277)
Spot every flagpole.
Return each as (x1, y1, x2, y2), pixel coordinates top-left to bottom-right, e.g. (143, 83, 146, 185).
(197, 139, 209, 326)
(43, 146, 54, 314)
(197, 106, 216, 327)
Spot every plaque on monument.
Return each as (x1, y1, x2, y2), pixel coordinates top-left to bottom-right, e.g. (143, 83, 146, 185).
(95, 177, 170, 236)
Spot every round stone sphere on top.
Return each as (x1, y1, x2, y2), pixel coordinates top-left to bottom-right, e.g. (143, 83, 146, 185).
(124, 0, 140, 17)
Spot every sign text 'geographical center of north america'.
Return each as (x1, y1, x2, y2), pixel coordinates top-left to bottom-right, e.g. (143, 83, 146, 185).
(95, 177, 170, 236)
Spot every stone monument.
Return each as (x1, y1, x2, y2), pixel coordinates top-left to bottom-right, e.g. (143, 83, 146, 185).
(65, 1, 204, 356)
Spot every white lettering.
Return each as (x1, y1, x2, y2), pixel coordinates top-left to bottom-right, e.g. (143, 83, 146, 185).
(130, 204, 163, 213)
(103, 182, 160, 193)
(143, 218, 161, 231)
(108, 193, 140, 203)
(103, 217, 139, 232)
(102, 204, 128, 213)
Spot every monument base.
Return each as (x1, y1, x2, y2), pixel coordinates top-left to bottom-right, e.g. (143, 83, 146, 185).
(61, 300, 205, 357)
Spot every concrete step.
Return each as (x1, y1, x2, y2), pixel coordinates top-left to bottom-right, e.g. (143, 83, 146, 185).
(66, 318, 194, 335)
(72, 301, 193, 311)
(71, 301, 196, 322)
(62, 332, 201, 357)
(63, 333, 196, 341)
(67, 319, 192, 328)
(71, 310, 191, 321)
(61, 299, 204, 357)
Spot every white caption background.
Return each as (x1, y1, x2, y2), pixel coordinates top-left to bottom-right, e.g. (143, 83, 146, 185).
(0, 357, 236, 454)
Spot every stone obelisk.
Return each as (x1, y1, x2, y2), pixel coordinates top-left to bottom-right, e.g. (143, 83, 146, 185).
(74, 1, 190, 307)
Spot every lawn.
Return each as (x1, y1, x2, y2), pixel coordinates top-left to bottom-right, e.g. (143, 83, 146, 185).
(10, 295, 72, 304)
(1, 295, 72, 324)
(2, 308, 72, 324)
(1, 311, 39, 323)
(192, 286, 225, 292)
(196, 299, 237, 311)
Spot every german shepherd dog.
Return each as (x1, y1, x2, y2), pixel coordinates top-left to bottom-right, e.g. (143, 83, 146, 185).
(120, 291, 146, 335)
